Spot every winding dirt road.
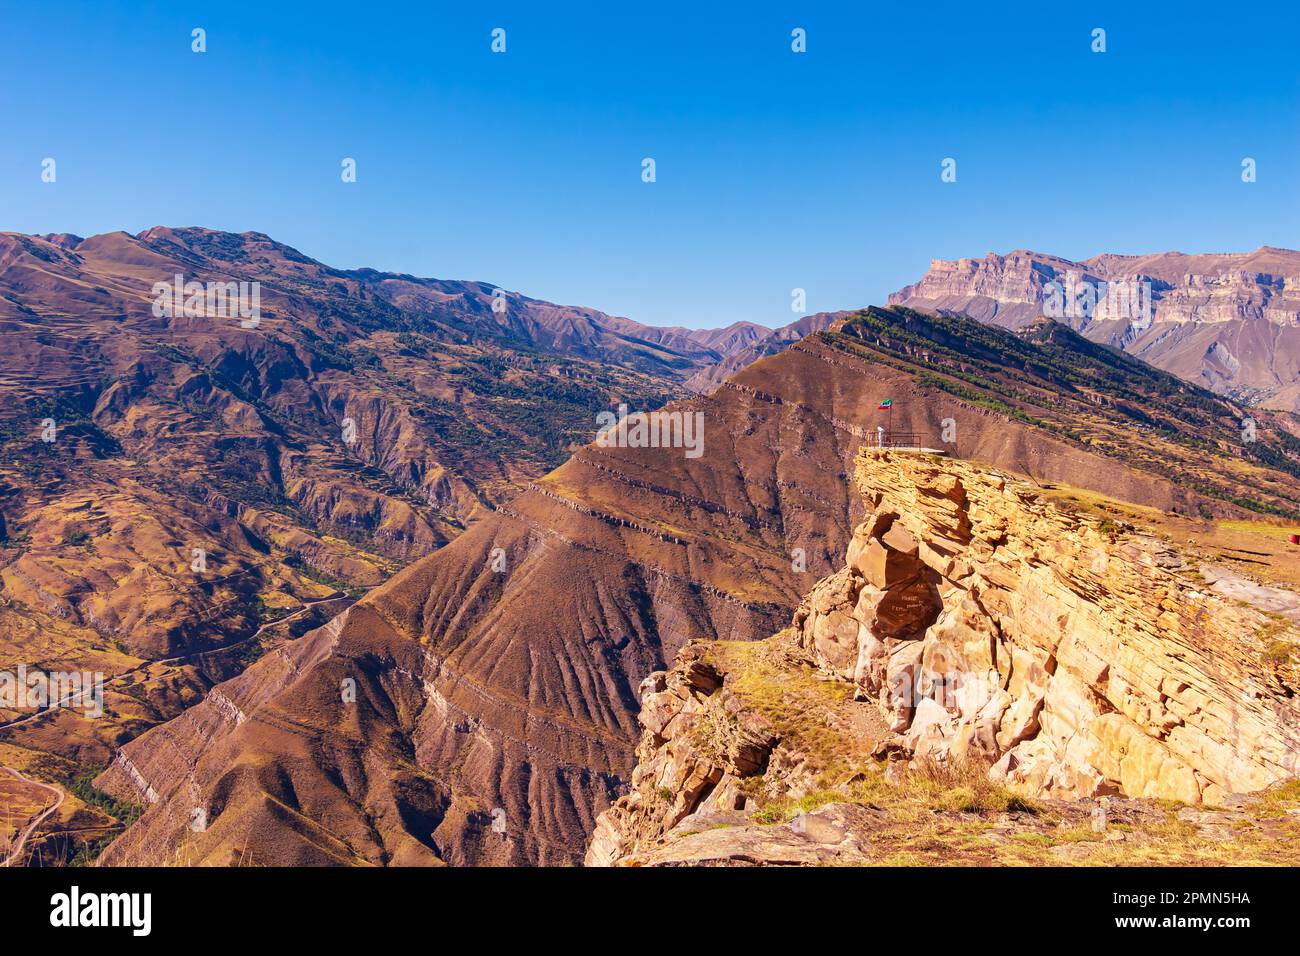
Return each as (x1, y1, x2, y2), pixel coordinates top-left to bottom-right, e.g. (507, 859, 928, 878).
(0, 766, 64, 867)
(0, 592, 359, 864)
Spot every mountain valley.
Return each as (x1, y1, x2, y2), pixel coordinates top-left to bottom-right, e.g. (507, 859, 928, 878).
(80, 298, 1300, 866)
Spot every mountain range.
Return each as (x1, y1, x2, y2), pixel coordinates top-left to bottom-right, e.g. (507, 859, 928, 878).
(891, 247, 1300, 408)
(0, 227, 819, 862)
(90, 297, 1300, 863)
(2, 229, 1299, 866)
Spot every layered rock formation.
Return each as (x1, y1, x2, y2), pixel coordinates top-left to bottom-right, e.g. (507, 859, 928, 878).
(587, 450, 1300, 866)
(809, 449, 1299, 804)
(890, 247, 1300, 407)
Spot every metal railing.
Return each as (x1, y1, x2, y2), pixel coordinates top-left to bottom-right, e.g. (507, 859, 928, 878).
(871, 431, 924, 449)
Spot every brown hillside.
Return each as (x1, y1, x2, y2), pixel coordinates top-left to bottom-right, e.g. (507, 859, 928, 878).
(95, 308, 1300, 865)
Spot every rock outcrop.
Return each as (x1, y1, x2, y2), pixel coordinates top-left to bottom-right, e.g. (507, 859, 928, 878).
(587, 450, 1300, 865)
(890, 247, 1300, 407)
(584, 644, 777, 866)
(808, 449, 1300, 805)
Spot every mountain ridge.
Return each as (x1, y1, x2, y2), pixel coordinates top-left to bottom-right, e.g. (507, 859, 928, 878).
(890, 246, 1300, 408)
(0, 225, 828, 864)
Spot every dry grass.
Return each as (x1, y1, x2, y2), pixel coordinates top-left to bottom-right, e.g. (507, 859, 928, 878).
(1037, 483, 1300, 592)
(712, 637, 872, 791)
(750, 758, 1041, 827)
(906, 759, 1042, 815)
(701, 633, 1300, 867)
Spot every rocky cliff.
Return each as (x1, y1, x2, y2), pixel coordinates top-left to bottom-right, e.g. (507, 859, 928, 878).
(890, 248, 1300, 407)
(587, 450, 1300, 866)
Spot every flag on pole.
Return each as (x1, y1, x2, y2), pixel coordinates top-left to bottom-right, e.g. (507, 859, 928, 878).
(878, 398, 893, 410)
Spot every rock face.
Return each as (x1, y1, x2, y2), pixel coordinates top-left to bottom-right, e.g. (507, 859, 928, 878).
(584, 644, 777, 866)
(587, 450, 1300, 866)
(807, 449, 1300, 805)
(890, 247, 1300, 407)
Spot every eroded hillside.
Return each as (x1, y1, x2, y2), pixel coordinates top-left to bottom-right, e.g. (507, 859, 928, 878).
(92, 308, 1300, 866)
(0, 226, 779, 863)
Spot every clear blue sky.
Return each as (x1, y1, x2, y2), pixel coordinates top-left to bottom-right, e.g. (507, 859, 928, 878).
(1, 1, 1296, 329)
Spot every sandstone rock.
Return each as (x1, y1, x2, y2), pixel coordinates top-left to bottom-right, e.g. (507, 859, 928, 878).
(851, 536, 926, 590)
(589, 448, 1300, 866)
(811, 608, 860, 679)
(621, 803, 883, 866)
(862, 578, 943, 643)
(805, 450, 1300, 804)
(881, 522, 920, 556)
(883, 641, 925, 731)
(583, 649, 777, 865)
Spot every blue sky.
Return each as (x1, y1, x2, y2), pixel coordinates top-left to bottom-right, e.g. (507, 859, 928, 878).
(1, 1, 1296, 329)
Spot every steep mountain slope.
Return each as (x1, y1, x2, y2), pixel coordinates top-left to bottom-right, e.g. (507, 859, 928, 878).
(673, 321, 771, 357)
(890, 247, 1300, 407)
(587, 449, 1300, 866)
(95, 306, 1300, 865)
(683, 313, 839, 393)
(0, 226, 784, 861)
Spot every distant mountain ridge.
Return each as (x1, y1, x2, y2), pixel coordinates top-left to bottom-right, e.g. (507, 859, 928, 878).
(13, 227, 769, 373)
(683, 312, 842, 393)
(890, 246, 1300, 408)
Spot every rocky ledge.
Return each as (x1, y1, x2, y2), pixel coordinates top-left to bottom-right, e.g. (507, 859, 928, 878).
(586, 450, 1300, 866)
